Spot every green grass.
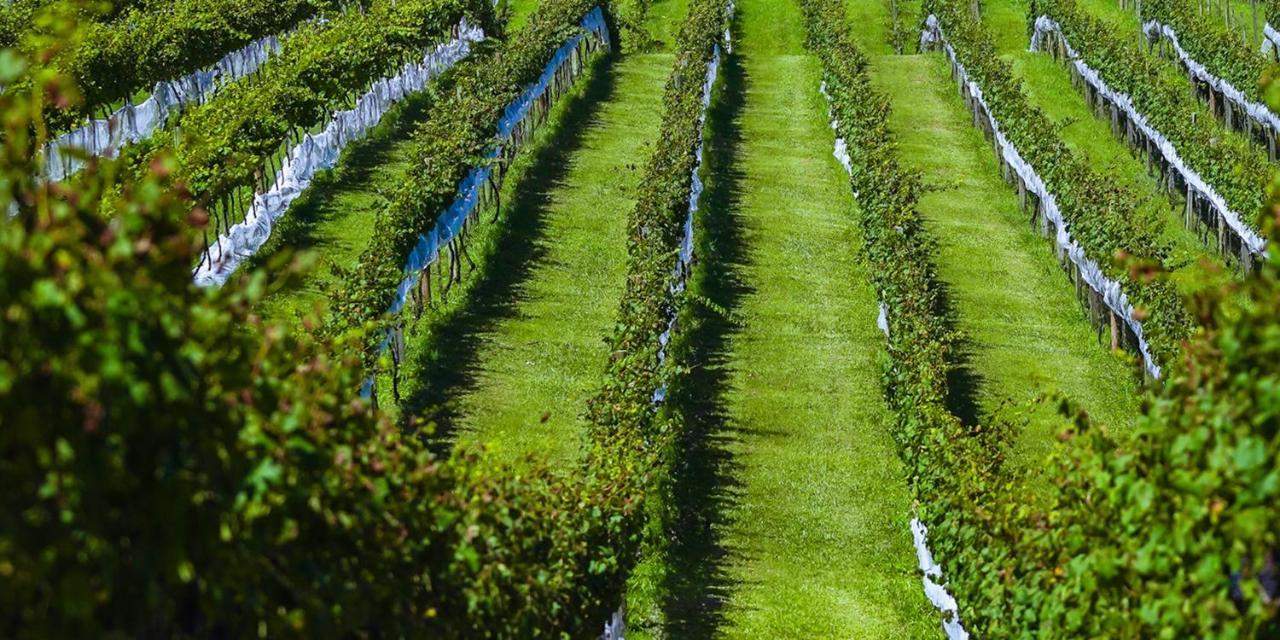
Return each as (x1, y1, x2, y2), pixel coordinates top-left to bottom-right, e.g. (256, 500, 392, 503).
(983, 0, 1239, 298)
(503, 0, 541, 31)
(663, 0, 937, 636)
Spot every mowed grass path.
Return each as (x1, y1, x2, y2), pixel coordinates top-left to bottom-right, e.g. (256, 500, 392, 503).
(982, 0, 1235, 297)
(432, 52, 672, 466)
(847, 2, 1141, 457)
(393, 1, 688, 468)
(253, 91, 435, 320)
(701, 0, 935, 636)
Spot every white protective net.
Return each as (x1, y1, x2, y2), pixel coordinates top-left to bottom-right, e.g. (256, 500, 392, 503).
(1031, 15, 1267, 260)
(192, 20, 484, 287)
(1262, 22, 1280, 58)
(922, 14, 1163, 378)
(912, 519, 971, 640)
(43, 32, 285, 182)
(599, 605, 625, 640)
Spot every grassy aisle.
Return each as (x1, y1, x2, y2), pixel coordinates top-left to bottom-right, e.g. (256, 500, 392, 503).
(698, 0, 936, 636)
(504, 0, 540, 30)
(982, 0, 1235, 297)
(426, 52, 672, 466)
(393, 2, 688, 467)
(844, 4, 1142, 458)
(252, 92, 435, 321)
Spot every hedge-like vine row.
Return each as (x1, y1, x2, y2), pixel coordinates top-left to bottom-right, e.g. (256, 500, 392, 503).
(796, 0, 975, 634)
(920, 0, 1192, 375)
(21, 0, 355, 133)
(1142, 0, 1280, 160)
(0, 0, 142, 49)
(138, 0, 493, 280)
(581, 0, 731, 626)
(1030, 0, 1271, 267)
(173, 0, 488, 203)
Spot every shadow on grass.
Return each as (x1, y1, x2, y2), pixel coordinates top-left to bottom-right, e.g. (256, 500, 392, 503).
(396, 51, 619, 449)
(657, 43, 750, 639)
(934, 275, 987, 427)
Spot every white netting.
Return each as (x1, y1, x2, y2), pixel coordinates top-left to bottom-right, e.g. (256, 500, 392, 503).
(1031, 15, 1267, 259)
(911, 518, 970, 640)
(1262, 22, 1280, 57)
(921, 14, 1163, 377)
(192, 20, 484, 287)
(43, 33, 285, 181)
(652, 1, 733, 404)
(599, 605, 625, 640)
(1143, 20, 1280, 137)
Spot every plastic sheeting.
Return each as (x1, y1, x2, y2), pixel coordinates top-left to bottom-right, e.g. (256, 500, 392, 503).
(922, 14, 1163, 378)
(360, 7, 611, 398)
(1143, 20, 1280, 138)
(192, 20, 484, 287)
(43, 32, 285, 182)
(1262, 22, 1280, 57)
(911, 519, 970, 640)
(1031, 15, 1267, 259)
(599, 606, 625, 640)
(653, 1, 733, 404)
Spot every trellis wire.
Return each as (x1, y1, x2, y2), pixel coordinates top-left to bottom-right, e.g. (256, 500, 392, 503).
(1031, 15, 1267, 269)
(922, 15, 1163, 379)
(192, 19, 484, 286)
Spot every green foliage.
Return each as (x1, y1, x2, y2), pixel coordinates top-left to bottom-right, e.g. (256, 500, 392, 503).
(926, 0, 1193, 367)
(0, 0, 136, 50)
(1032, 0, 1272, 257)
(0, 9, 639, 637)
(13, 0, 359, 134)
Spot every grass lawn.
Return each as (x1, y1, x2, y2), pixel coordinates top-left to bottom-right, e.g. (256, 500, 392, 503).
(396, 49, 675, 467)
